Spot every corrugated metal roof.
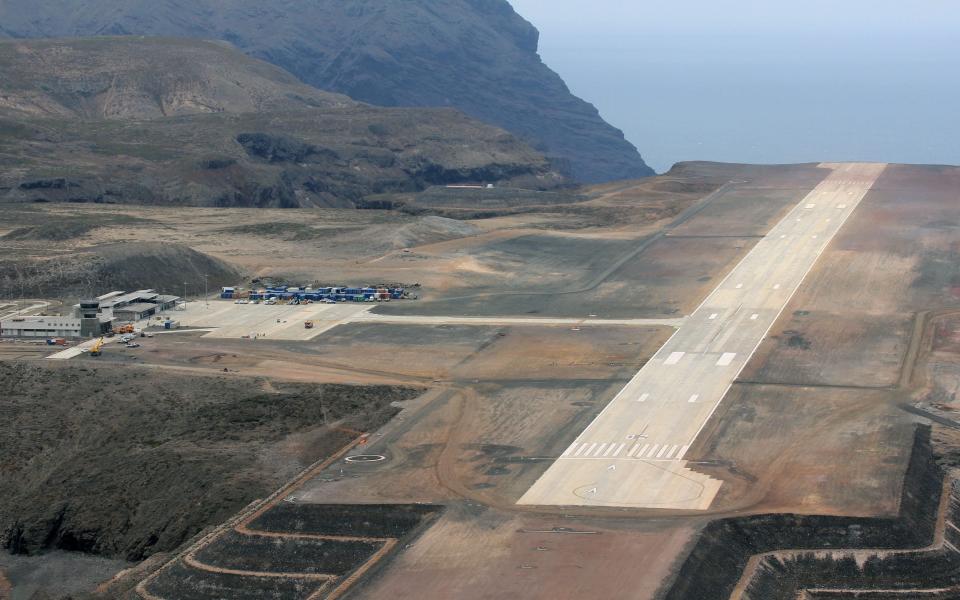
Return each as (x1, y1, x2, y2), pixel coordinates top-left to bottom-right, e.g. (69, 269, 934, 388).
(113, 302, 159, 315)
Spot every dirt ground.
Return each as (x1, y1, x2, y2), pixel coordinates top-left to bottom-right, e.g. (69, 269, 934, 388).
(0, 551, 130, 600)
(5, 162, 960, 599)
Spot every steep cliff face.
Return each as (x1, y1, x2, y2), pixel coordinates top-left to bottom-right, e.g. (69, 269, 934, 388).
(0, 38, 562, 207)
(0, 0, 654, 182)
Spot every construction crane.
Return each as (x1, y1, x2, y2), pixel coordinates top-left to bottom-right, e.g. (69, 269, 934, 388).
(89, 337, 105, 357)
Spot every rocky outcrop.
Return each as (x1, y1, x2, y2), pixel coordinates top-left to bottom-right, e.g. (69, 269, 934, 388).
(0, 0, 654, 182)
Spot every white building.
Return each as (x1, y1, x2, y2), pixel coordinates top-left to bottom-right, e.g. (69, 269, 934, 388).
(74, 290, 180, 325)
(0, 315, 82, 338)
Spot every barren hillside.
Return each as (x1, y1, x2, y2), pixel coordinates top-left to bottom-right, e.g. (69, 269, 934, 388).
(0, 38, 562, 207)
(0, 0, 654, 182)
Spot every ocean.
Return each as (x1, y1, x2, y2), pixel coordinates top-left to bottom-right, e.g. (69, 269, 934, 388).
(538, 31, 960, 173)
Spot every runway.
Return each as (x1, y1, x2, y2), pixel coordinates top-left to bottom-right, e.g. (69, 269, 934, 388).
(352, 313, 687, 328)
(518, 163, 887, 510)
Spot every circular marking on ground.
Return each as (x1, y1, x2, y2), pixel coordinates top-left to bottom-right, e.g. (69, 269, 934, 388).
(345, 454, 387, 463)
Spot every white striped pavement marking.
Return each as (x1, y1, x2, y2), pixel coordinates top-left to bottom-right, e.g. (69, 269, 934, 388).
(639, 444, 650, 457)
(709, 313, 718, 320)
(750, 314, 759, 320)
(678, 445, 690, 459)
(594, 443, 608, 457)
(638, 393, 650, 402)
(657, 445, 669, 458)
(666, 445, 679, 459)
(574, 444, 590, 457)
(603, 444, 617, 457)
(735, 283, 744, 289)
(646, 444, 660, 458)
(716, 352, 736, 367)
(612, 443, 625, 457)
(665, 351, 685, 365)
(562, 442, 578, 456)
(688, 394, 699, 403)
(629, 444, 642, 457)
(773, 284, 781, 290)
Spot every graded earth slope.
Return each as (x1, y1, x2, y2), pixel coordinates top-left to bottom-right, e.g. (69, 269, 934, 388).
(0, 38, 562, 207)
(0, 0, 653, 182)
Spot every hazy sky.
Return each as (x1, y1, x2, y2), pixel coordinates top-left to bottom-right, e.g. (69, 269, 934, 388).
(509, 1, 960, 172)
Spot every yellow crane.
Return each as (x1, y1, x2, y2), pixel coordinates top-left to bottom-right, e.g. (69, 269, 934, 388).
(89, 337, 105, 357)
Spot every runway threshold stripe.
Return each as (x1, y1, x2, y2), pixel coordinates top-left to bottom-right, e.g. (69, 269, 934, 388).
(594, 443, 608, 457)
(603, 444, 618, 457)
(629, 444, 642, 457)
(638, 444, 650, 457)
(574, 444, 590, 457)
(716, 353, 736, 367)
(562, 443, 579, 457)
(656, 446, 669, 458)
(678, 445, 690, 459)
(646, 444, 660, 458)
(665, 351, 685, 365)
(612, 443, 625, 457)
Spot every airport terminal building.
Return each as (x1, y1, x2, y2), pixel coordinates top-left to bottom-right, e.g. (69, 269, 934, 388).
(0, 289, 180, 339)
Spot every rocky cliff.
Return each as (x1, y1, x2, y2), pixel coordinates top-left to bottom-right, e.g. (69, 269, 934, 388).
(0, 0, 654, 182)
(0, 38, 562, 207)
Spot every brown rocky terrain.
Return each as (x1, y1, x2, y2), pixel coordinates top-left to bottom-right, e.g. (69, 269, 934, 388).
(0, 36, 352, 119)
(0, 238, 242, 299)
(0, 38, 563, 208)
(0, 0, 653, 183)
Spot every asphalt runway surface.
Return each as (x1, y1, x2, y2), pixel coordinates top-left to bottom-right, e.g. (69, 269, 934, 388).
(518, 163, 888, 510)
